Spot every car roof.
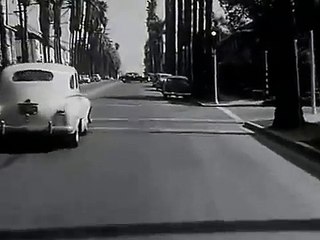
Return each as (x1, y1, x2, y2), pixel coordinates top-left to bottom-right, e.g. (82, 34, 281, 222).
(2, 63, 76, 74)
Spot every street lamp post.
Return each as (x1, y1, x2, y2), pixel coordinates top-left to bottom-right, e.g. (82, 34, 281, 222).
(211, 30, 218, 104)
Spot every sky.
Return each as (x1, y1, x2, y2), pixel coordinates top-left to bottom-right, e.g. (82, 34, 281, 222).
(107, 0, 223, 74)
(107, 0, 164, 73)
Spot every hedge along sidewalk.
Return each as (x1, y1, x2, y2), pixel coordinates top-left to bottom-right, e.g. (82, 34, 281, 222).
(244, 113, 320, 159)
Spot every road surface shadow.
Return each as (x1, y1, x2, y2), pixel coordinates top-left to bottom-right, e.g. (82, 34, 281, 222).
(252, 134, 320, 182)
(101, 95, 167, 102)
(0, 136, 64, 154)
(1, 219, 320, 239)
(167, 98, 199, 106)
(0, 155, 21, 170)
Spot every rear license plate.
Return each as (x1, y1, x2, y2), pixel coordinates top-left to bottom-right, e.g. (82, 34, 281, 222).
(18, 103, 38, 115)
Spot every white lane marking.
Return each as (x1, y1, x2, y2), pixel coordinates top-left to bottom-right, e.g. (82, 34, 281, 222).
(217, 107, 243, 122)
(92, 118, 243, 124)
(89, 126, 252, 135)
(216, 107, 256, 135)
(94, 104, 142, 107)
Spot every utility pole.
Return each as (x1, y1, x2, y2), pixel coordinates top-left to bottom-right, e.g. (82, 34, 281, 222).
(310, 29, 317, 114)
(213, 48, 218, 104)
(265, 50, 270, 98)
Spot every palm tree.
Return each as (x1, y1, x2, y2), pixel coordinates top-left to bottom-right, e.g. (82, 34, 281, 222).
(67, 0, 84, 66)
(184, 0, 192, 80)
(0, 1, 9, 68)
(37, 0, 51, 62)
(177, 0, 183, 75)
(52, 0, 64, 63)
(204, 0, 213, 98)
(165, 0, 176, 74)
(17, 0, 30, 62)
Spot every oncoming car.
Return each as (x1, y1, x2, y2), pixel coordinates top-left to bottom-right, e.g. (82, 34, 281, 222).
(0, 63, 92, 148)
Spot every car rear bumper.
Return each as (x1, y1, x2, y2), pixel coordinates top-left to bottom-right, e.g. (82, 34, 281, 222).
(0, 121, 74, 136)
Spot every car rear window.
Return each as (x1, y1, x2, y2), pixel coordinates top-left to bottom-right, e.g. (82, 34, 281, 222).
(13, 70, 53, 82)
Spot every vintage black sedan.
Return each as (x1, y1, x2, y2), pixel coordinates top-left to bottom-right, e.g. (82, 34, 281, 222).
(162, 76, 192, 99)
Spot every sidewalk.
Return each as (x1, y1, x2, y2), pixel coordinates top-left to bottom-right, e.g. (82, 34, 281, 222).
(244, 110, 320, 159)
(197, 93, 267, 107)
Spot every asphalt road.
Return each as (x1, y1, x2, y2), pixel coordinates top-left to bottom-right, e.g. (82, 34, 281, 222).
(1, 82, 320, 239)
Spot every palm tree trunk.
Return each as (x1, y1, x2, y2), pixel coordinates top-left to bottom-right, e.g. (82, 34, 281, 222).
(192, 0, 198, 93)
(177, 0, 183, 75)
(38, 0, 50, 63)
(184, 0, 191, 79)
(165, 0, 176, 74)
(53, 0, 62, 63)
(271, 0, 304, 128)
(198, 0, 205, 97)
(17, 1, 27, 62)
(0, 1, 9, 68)
(204, 0, 213, 98)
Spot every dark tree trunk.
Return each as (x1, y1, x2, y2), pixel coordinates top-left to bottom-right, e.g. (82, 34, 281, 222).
(194, 0, 205, 98)
(177, 0, 183, 75)
(22, 2, 29, 62)
(53, 1, 62, 63)
(204, 0, 213, 98)
(184, 0, 192, 79)
(0, 2, 9, 68)
(39, 0, 50, 63)
(192, 0, 198, 93)
(271, 0, 305, 129)
(165, 0, 176, 74)
(18, 1, 28, 62)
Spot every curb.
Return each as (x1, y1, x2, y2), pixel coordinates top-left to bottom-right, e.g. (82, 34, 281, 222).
(197, 102, 265, 107)
(243, 121, 320, 160)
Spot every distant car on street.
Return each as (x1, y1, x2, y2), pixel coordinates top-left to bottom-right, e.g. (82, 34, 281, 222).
(148, 73, 157, 83)
(92, 74, 102, 82)
(79, 74, 91, 84)
(0, 63, 92, 148)
(124, 72, 141, 82)
(154, 73, 172, 90)
(162, 76, 192, 99)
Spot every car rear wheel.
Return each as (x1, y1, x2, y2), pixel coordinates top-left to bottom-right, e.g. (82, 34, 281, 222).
(65, 130, 79, 148)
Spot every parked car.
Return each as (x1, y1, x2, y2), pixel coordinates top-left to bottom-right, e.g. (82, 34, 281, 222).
(162, 76, 192, 99)
(103, 75, 111, 80)
(148, 73, 157, 83)
(154, 73, 172, 90)
(79, 74, 91, 84)
(92, 74, 102, 82)
(0, 63, 92, 148)
(119, 75, 126, 82)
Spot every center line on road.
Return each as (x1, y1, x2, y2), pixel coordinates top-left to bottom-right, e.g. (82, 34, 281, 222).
(94, 104, 142, 107)
(89, 127, 253, 135)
